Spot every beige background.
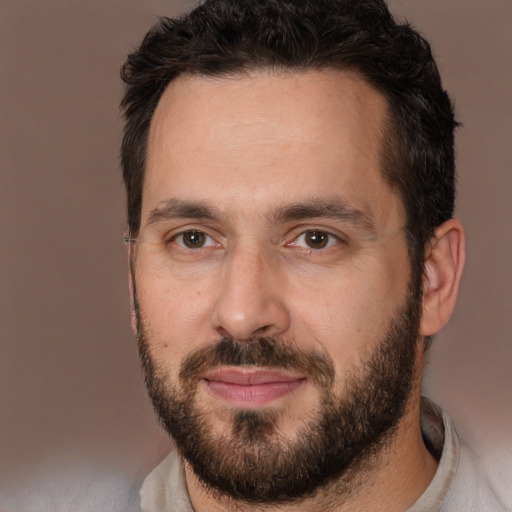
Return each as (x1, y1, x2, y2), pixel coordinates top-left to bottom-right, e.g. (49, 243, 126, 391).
(1, 1, 510, 510)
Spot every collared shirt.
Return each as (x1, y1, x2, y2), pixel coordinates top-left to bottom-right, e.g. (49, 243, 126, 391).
(140, 399, 506, 511)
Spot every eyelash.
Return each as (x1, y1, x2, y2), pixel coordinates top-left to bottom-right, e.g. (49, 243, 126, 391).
(289, 230, 341, 250)
(170, 230, 220, 250)
(168, 228, 343, 252)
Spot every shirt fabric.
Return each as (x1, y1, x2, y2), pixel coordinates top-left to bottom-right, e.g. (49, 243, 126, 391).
(140, 398, 506, 511)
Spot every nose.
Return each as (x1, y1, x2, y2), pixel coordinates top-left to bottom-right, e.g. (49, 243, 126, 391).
(210, 244, 291, 341)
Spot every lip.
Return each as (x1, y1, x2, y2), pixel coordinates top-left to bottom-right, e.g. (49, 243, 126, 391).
(202, 367, 306, 408)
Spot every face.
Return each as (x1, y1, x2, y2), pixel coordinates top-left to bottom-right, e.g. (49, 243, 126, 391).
(132, 70, 422, 502)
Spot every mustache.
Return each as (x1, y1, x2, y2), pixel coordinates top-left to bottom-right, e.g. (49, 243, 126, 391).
(179, 337, 335, 390)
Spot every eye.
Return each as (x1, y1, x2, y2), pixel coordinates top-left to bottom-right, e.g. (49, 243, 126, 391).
(293, 230, 339, 250)
(171, 230, 217, 249)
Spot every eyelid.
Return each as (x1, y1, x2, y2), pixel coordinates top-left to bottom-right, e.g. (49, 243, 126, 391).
(161, 223, 347, 251)
(166, 226, 224, 250)
(171, 231, 215, 249)
(162, 221, 221, 239)
(284, 227, 346, 250)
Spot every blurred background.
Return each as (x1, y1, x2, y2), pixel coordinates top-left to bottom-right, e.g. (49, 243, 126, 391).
(1, 0, 510, 510)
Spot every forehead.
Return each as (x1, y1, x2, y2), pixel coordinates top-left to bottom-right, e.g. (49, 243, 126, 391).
(144, 69, 401, 228)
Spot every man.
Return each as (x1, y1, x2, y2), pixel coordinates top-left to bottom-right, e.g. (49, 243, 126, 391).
(119, 1, 503, 510)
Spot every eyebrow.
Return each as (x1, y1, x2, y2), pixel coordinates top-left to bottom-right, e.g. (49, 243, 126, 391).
(146, 198, 221, 226)
(145, 196, 375, 233)
(269, 197, 376, 233)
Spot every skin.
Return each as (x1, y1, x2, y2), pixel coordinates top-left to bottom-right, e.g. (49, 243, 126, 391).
(130, 69, 465, 511)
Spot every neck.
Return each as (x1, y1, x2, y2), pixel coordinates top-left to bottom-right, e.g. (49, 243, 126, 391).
(185, 394, 438, 512)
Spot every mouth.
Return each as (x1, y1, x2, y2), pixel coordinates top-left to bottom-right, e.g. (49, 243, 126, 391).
(202, 367, 307, 408)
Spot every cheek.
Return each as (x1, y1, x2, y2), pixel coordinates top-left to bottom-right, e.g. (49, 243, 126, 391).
(290, 285, 381, 369)
(135, 269, 217, 356)
(286, 255, 410, 367)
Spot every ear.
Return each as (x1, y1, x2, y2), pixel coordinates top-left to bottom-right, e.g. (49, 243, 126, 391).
(420, 219, 465, 337)
(127, 243, 138, 336)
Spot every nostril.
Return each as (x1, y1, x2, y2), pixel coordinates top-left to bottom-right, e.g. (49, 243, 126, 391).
(254, 325, 272, 335)
(215, 326, 232, 339)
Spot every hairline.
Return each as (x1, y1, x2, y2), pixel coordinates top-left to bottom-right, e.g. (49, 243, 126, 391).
(137, 64, 406, 226)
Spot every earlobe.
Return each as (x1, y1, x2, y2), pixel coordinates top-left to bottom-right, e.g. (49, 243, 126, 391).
(420, 219, 465, 337)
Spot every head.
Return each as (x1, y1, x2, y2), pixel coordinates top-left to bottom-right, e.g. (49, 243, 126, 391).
(120, 0, 464, 506)
(121, 0, 458, 282)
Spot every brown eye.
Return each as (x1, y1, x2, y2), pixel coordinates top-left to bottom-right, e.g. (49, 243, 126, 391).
(304, 230, 330, 249)
(174, 230, 212, 249)
(184, 231, 205, 248)
(293, 230, 338, 250)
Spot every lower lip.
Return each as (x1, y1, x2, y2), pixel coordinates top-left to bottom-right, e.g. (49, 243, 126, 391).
(204, 379, 306, 407)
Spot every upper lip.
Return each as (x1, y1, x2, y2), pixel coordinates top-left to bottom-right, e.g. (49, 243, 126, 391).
(203, 367, 305, 386)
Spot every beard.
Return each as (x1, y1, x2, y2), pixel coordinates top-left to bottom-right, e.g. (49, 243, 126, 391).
(136, 286, 421, 505)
